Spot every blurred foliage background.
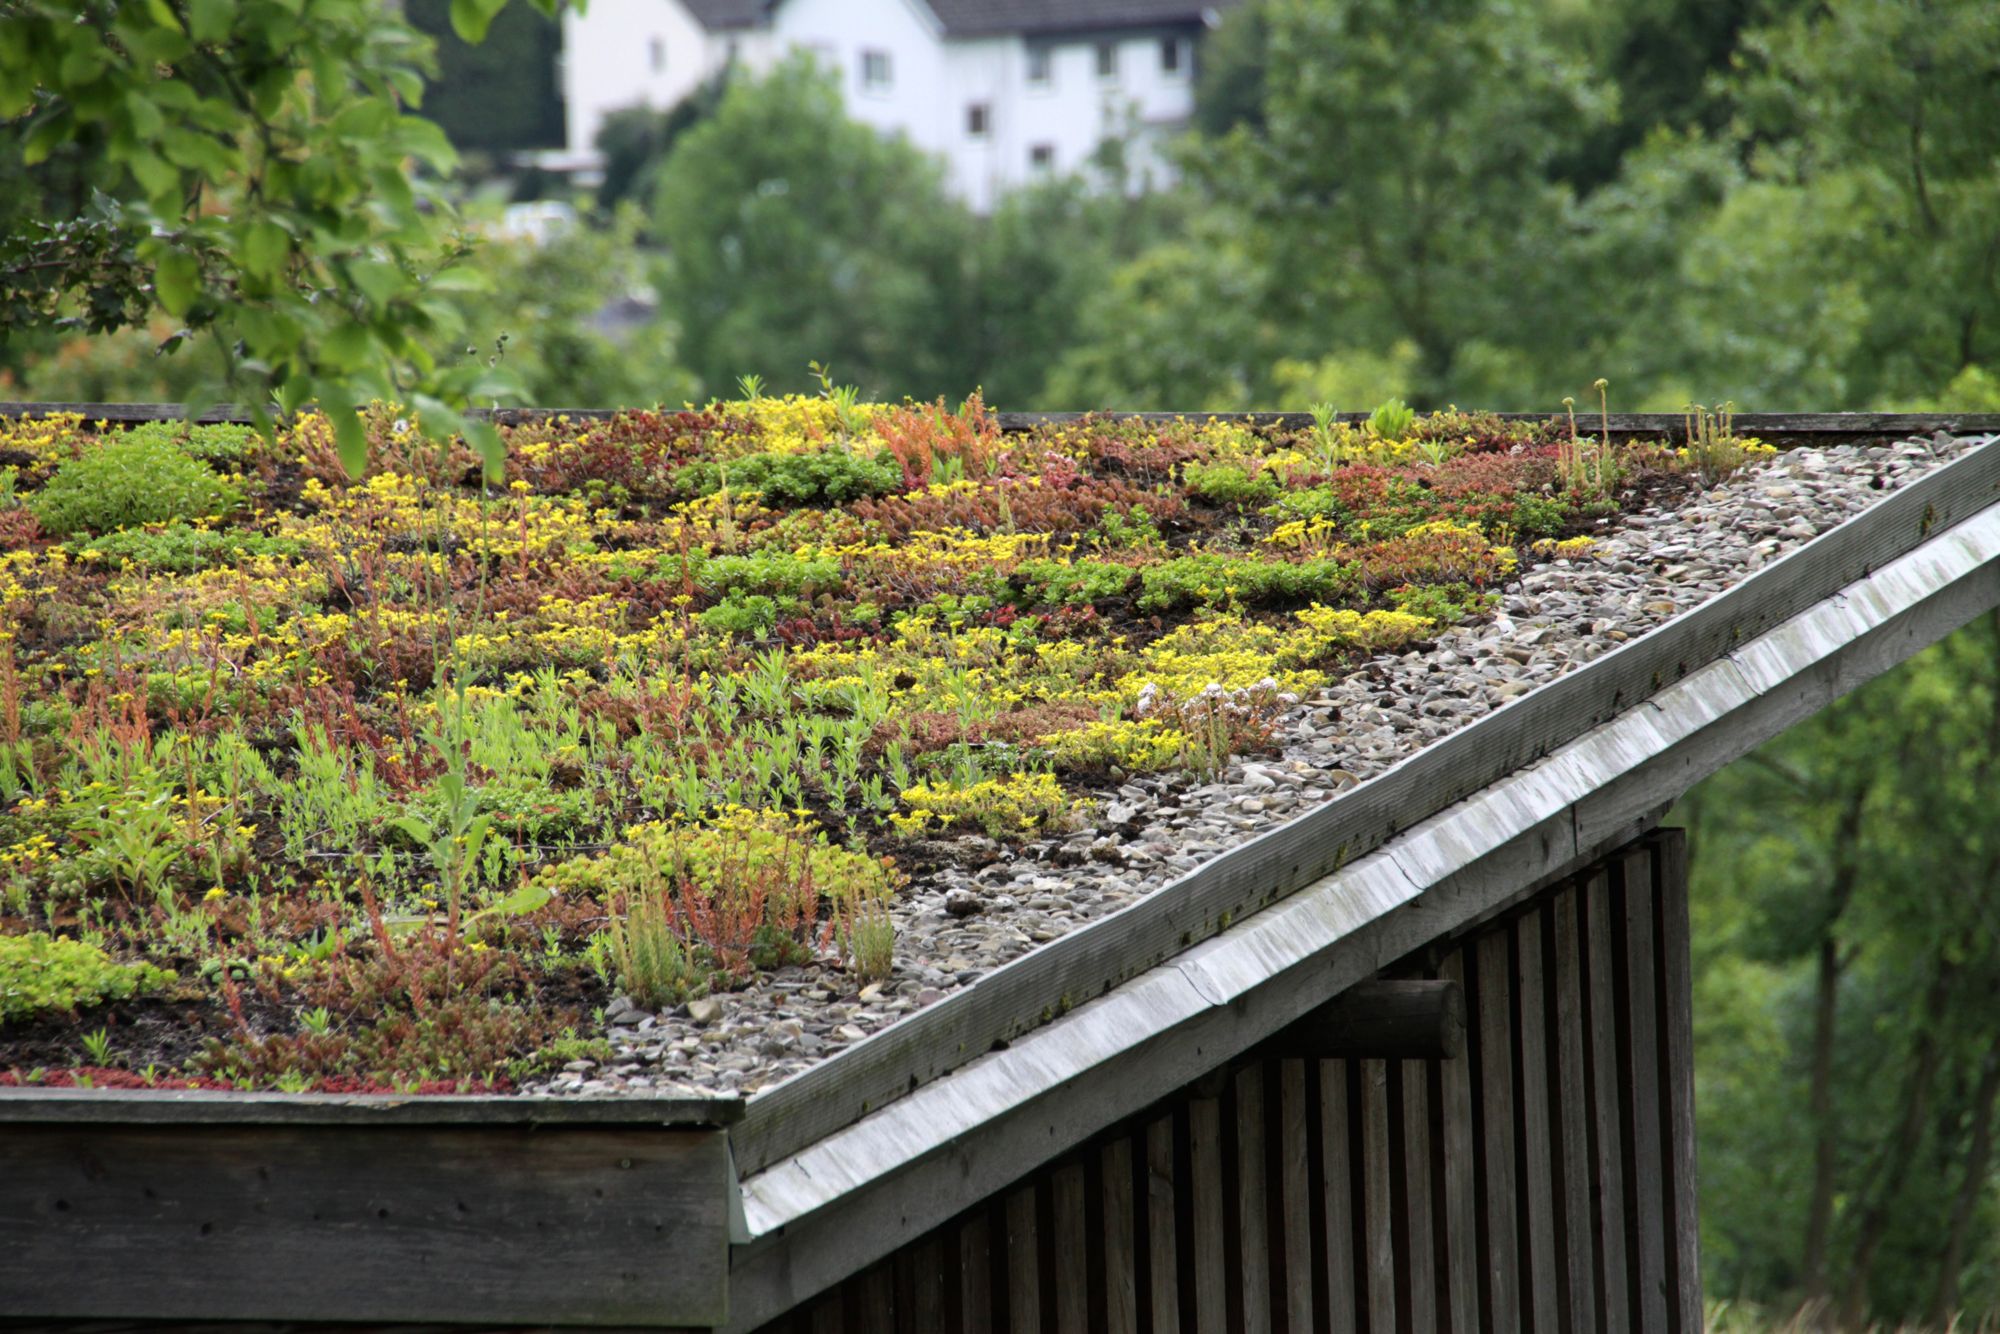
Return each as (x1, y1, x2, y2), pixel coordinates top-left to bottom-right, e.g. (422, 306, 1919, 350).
(4, 0, 2000, 1325)
(9, 0, 1995, 416)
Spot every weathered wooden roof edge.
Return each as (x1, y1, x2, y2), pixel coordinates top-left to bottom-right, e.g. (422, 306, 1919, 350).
(0, 1086, 745, 1126)
(722, 479, 2000, 1329)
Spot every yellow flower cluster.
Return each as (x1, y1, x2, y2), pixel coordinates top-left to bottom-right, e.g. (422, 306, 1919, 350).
(891, 771, 1072, 839)
(1529, 536, 1598, 560)
(1125, 616, 1324, 701)
(1040, 718, 1188, 774)
(1292, 606, 1436, 654)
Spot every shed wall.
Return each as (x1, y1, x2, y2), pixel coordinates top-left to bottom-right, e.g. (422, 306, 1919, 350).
(750, 829, 1698, 1333)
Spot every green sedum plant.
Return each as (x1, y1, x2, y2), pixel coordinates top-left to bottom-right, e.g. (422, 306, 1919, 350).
(69, 522, 301, 573)
(32, 436, 241, 537)
(0, 932, 176, 1022)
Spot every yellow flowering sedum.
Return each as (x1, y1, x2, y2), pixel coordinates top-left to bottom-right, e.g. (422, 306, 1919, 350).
(892, 772, 1073, 839)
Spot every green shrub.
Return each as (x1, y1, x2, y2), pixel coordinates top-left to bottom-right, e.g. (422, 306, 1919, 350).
(70, 522, 301, 573)
(1367, 397, 1416, 443)
(1182, 462, 1280, 507)
(32, 436, 241, 537)
(603, 889, 698, 1008)
(1137, 553, 1357, 612)
(674, 448, 903, 506)
(115, 420, 259, 466)
(698, 591, 783, 636)
(0, 932, 176, 1022)
(698, 549, 844, 599)
(1388, 582, 1490, 624)
(1016, 558, 1136, 607)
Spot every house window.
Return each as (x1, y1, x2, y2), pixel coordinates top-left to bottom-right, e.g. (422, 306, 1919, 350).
(861, 49, 892, 90)
(967, 102, 990, 137)
(1160, 37, 1183, 74)
(1027, 46, 1052, 86)
(649, 36, 666, 74)
(1029, 143, 1055, 173)
(1096, 41, 1118, 80)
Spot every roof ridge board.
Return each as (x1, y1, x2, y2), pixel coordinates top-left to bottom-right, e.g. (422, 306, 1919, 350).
(728, 433, 2000, 1175)
(725, 494, 2000, 1324)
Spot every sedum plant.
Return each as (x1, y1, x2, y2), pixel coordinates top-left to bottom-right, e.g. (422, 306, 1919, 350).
(0, 932, 176, 1022)
(31, 435, 242, 537)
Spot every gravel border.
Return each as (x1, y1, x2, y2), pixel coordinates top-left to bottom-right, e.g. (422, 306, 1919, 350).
(528, 434, 1994, 1098)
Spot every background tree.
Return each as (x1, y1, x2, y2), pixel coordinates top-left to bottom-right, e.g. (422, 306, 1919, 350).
(404, 0, 564, 157)
(649, 54, 979, 399)
(1680, 613, 2000, 1323)
(1191, 0, 1614, 403)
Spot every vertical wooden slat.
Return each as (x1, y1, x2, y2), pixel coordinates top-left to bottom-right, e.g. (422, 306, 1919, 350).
(1514, 914, 1560, 1333)
(856, 1264, 894, 1332)
(1052, 1162, 1089, 1334)
(1146, 1115, 1182, 1334)
(1319, 1060, 1358, 1332)
(1007, 1185, 1041, 1334)
(1473, 929, 1520, 1330)
(1616, 849, 1670, 1334)
(1189, 1094, 1229, 1334)
(1400, 1060, 1438, 1334)
(1437, 951, 1480, 1334)
(1279, 1059, 1315, 1333)
(1102, 1137, 1139, 1334)
(1582, 871, 1632, 1334)
(809, 1289, 845, 1334)
(1235, 1063, 1273, 1334)
(1552, 887, 1599, 1331)
(907, 1234, 946, 1334)
(1360, 1060, 1398, 1334)
(959, 1211, 994, 1334)
(1653, 831, 1702, 1333)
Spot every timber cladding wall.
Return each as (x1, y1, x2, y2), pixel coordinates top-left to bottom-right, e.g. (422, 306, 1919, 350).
(751, 829, 1698, 1334)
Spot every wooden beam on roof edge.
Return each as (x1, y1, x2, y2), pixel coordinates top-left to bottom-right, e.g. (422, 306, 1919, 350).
(1266, 979, 1465, 1060)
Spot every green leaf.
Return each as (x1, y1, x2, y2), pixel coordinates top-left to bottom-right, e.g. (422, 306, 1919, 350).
(463, 421, 507, 483)
(468, 881, 555, 922)
(346, 259, 404, 311)
(448, 0, 507, 44)
(123, 90, 165, 141)
(142, 0, 184, 34)
(187, 0, 231, 43)
(320, 321, 375, 373)
(241, 221, 291, 282)
(318, 385, 369, 480)
(153, 251, 201, 318)
(161, 127, 234, 180)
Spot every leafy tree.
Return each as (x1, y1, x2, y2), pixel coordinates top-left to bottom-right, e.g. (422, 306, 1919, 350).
(1680, 613, 2000, 1323)
(1193, 0, 1614, 402)
(0, 0, 572, 472)
(592, 74, 730, 216)
(1042, 218, 1277, 411)
(1722, 0, 2000, 402)
(960, 180, 1182, 407)
(1191, 0, 1274, 138)
(650, 54, 979, 399)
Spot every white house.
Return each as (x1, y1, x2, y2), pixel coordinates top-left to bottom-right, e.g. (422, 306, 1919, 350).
(560, 0, 1239, 211)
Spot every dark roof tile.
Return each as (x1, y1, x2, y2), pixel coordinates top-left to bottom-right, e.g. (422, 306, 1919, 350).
(921, 0, 1239, 36)
(682, 0, 770, 31)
